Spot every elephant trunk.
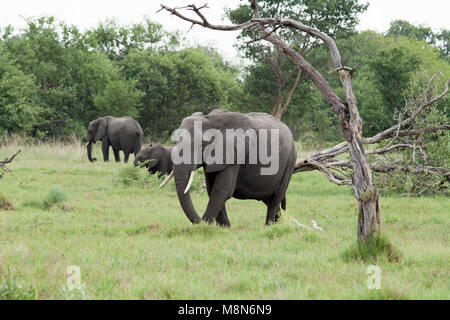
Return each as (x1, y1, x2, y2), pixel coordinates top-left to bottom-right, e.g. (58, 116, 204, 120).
(87, 141, 97, 162)
(174, 169, 202, 224)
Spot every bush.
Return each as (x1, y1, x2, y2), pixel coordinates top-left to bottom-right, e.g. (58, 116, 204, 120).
(0, 192, 13, 210)
(372, 73, 450, 196)
(114, 166, 143, 187)
(114, 165, 205, 193)
(42, 187, 68, 210)
(342, 235, 402, 263)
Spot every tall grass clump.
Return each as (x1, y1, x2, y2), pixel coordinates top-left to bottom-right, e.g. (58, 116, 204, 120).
(114, 166, 144, 187)
(115, 166, 205, 192)
(0, 269, 37, 300)
(0, 192, 14, 210)
(42, 187, 68, 210)
(342, 235, 402, 263)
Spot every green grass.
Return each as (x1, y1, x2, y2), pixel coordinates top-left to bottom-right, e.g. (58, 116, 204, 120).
(0, 140, 449, 299)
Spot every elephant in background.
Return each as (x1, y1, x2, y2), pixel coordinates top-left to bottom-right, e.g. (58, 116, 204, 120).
(86, 116, 144, 163)
(134, 144, 173, 179)
(162, 109, 297, 227)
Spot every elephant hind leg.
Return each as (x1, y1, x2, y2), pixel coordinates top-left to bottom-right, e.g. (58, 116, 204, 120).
(264, 195, 282, 226)
(123, 152, 130, 163)
(113, 149, 121, 162)
(265, 148, 296, 225)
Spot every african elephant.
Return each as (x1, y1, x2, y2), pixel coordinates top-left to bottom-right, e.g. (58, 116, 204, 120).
(162, 109, 297, 227)
(86, 116, 144, 163)
(134, 144, 173, 179)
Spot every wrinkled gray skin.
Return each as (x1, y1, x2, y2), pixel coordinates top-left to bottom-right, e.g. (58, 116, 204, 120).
(134, 144, 173, 178)
(173, 109, 297, 227)
(87, 116, 144, 163)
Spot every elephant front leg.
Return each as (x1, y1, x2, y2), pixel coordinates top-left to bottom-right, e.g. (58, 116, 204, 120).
(202, 166, 239, 224)
(101, 139, 110, 162)
(215, 207, 231, 227)
(205, 173, 231, 227)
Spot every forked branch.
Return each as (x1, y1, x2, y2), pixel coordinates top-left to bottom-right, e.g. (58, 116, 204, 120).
(0, 149, 21, 180)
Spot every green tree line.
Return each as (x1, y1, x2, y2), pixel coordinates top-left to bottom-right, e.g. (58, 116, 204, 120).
(0, 10, 448, 142)
(0, 16, 242, 140)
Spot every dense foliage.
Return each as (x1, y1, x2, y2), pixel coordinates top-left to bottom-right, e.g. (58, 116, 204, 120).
(0, 17, 241, 140)
(0, 12, 448, 145)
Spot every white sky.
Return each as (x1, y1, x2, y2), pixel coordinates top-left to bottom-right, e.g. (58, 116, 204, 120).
(0, 0, 449, 63)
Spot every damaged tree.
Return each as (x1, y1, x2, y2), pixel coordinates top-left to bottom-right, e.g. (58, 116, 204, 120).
(295, 73, 449, 197)
(0, 149, 21, 180)
(160, 0, 384, 243)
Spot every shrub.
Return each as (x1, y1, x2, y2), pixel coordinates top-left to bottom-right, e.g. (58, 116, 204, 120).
(42, 187, 68, 210)
(342, 235, 402, 263)
(115, 165, 205, 193)
(114, 166, 143, 187)
(0, 192, 13, 210)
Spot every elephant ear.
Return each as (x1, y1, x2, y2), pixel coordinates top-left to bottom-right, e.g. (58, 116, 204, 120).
(94, 118, 107, 142)
(202, 111, 253, 174)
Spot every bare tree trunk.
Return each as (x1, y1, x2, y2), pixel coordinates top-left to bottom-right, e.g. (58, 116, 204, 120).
(271, 91, 285, 119)
(280, 68, 302, 119)
(338, 71, 380, 242)
(270, 57, 303, 120)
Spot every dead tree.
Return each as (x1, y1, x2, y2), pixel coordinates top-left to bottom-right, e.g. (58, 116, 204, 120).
(295, 73, 449, 196)
(0, 149, 21, 180)
(160, 1, 384, 243)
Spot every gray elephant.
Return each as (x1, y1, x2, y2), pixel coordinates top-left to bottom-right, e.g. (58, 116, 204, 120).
(134, 144, 173, 179)
(86, 116, 144, 163)
(161, 109, 297, 227)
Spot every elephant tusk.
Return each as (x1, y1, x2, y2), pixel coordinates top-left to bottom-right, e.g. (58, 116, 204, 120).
(159, 170, 174, 188)
(184, 171, 195, 194)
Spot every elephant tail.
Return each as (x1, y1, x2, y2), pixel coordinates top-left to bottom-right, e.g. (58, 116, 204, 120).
(281, 197, 286, 211)
(134, 131, 143, 153)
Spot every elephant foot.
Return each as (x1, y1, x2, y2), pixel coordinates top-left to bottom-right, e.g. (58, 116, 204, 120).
(202, 216, 216, 225)
(215, 216, 231, 228)
(265, 216, 281, 226)
(216, 222, 231, 228)
(274, 211, 282, 222)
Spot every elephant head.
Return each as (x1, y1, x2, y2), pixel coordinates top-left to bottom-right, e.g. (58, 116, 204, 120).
(86, 117, 108, 162)
(166, 109, 254, 224)
(134, 143, 154, 168)
(134, 143, 173, 178)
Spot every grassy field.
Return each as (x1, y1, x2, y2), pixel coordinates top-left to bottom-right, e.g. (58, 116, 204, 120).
(0, 139, 448, 299)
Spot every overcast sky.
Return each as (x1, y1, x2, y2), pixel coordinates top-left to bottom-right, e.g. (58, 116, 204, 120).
(1, 0, 449, 62)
